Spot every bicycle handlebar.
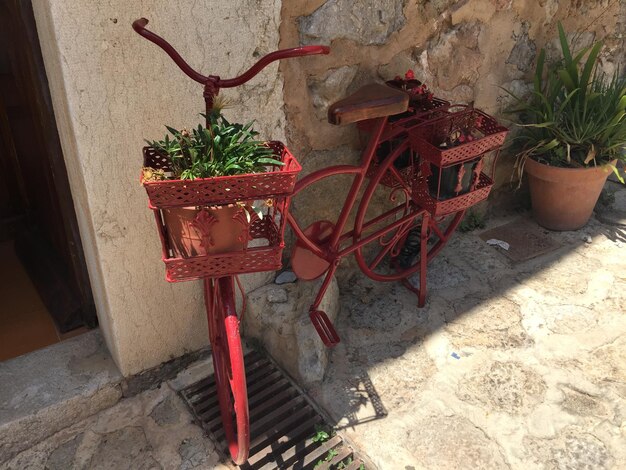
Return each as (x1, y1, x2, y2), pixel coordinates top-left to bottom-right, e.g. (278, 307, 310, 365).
(133, 18, 207, 83)
(132, 18, 330, 88)
(217, 45, 330, 88)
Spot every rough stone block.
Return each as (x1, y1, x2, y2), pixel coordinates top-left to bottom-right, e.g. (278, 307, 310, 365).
(243, 276, 340, 385)
(0, 331, 122, 463)
(426, 22, 483, 92)
(299, 0, 405, 46)
(309, 65, 358, 122)
(506, 22, 537, 72)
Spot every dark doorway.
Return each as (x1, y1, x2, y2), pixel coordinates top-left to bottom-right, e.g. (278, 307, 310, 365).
(0, 0, 97, 360)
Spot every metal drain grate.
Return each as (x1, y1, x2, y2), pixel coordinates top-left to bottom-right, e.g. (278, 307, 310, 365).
(181, 351, 366, 470)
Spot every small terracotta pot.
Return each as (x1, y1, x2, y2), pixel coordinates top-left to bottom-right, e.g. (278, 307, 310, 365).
(525, 158, 614, 231)
(162, 204, 249, 258)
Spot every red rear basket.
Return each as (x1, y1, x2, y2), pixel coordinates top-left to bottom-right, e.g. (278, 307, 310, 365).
(360, 98, 450, 188)
(410, 108, 508, 166)
(413, 172, 494, 216)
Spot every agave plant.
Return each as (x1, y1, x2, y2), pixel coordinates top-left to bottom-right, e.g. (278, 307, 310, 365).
(146, 109, 283, 180)
(505, 22, 626, 180)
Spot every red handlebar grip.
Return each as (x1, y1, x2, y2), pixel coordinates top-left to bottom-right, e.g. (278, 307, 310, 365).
(132, 17, 207, 83)
(132, 17, 149, 32)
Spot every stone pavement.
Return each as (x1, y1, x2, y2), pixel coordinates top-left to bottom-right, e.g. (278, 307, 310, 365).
(1, 360, 229, 470)
(308, 212, 626, 469)
(3, 210, 625, 469)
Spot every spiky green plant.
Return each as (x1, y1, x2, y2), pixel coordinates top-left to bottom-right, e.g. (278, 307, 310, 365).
(504, 22, 626, 181)
(146, 110, 282, 180)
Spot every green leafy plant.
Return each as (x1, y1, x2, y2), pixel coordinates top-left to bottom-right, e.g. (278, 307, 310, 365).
(311, 425, 332, 444)
(146, 109, 283, 180)
(336, 456, 353, 469)
(311, 426, 339, 469)
(336, 458, 351, 469)
(314, 448, 339, 468)
(504, 22, 626, 181)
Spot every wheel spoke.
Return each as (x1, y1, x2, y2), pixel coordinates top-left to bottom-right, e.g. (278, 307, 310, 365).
(429, 218, 446, 241)
(388, 164, 413, 194)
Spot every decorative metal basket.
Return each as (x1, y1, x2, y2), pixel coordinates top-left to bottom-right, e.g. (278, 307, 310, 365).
(142, 141, 301, 281)
(410, 107, 508, 166)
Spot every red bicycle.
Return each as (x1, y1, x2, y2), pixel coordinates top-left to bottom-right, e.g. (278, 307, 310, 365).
(134, 18, 505, 465)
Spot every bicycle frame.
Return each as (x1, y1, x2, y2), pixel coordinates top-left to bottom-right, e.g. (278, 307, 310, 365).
(287, 116, 430, 318)
(288, 117, 422, 259)
(135, 18, 477, 463)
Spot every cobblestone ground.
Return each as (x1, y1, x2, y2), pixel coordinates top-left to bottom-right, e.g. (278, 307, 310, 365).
(309, 212, 626, 470)
(1, 373, 229, 470)
(3, 207, 625, 469)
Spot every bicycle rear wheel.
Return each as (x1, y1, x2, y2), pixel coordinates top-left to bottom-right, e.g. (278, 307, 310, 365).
(204, 276, 249, 464)
(353, 137, 465, 283)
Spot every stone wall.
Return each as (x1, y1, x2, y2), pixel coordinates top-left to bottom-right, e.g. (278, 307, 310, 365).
(29, 0, 624, 376)
(281, 0, 625, 228)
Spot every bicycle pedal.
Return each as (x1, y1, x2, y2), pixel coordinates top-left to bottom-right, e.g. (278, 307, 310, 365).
(309, 310, 340, 347)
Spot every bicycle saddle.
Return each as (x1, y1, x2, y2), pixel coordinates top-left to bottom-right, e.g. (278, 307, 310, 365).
(328, 83, 409, 125)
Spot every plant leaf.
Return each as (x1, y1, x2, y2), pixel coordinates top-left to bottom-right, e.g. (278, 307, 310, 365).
(579, 41, 603, 98)
(534, 48, 546, 94)
(558, 69, 577, 92)
(165, 125, 180, 136)
(609, 163, 625, 183)
(583, 144, 596, 165)
(558, 23, 572, 61)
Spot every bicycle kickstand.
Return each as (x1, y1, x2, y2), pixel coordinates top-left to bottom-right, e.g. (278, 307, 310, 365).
(401, 211, 430, 307)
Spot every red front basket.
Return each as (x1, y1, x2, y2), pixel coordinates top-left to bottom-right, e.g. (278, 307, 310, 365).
(143, 141, 301, 209)
(143, 141, 301, 282)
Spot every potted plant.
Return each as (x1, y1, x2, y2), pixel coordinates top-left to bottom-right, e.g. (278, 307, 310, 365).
(141, 107, 285, 259)
(385, 69, 440, 117)
(505, 23, 626, 231)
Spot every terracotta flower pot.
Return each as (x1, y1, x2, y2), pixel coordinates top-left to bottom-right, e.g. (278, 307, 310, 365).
(525, 158, 614, 231)
(162, 204, 249, 258)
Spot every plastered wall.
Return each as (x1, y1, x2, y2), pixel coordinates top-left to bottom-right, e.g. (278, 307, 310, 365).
(32, 0, 284, 375)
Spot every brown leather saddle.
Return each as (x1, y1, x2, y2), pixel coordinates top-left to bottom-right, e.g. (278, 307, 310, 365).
(328, 83, 409, 125)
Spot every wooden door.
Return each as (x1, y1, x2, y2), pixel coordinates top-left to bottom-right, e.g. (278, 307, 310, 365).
(0, 0, 97, 331)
